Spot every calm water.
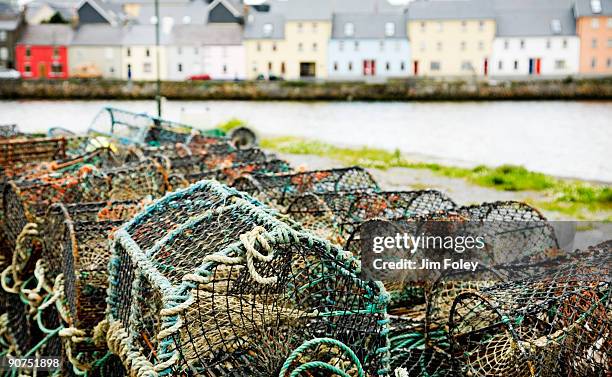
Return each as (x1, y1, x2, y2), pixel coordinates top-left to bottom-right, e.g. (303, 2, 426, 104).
(1, 99, 611, 182)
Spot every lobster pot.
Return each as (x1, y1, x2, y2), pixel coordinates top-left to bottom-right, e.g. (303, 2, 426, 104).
(233, 167, 380, 210)
(188, 139, 234, 156)
(287, 190, 456, 245)
(200, 147, 268, 169)
(0, 137, 67, 167)
(0, 124, 19, 139)
(125, 143, 193, 164)
(449, 241, 611, 377)
(106, 180, 390, 376)
(185, 159, 293, 185)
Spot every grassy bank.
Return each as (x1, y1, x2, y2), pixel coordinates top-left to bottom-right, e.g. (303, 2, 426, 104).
(1, 77, 612, 101)
(261, 136, 612, 218)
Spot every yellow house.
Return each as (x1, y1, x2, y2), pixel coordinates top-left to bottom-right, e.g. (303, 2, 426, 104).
(121, 25, 169, 81)
(407, 0, 496, 77)
(244, 2, 332, 80)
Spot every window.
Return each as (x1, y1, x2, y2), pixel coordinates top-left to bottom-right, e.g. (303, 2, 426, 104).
(546, 39, 551, 49)
(126, 48, 131, 57)
(460, 41, 466, 50)
(592, 18, 600, 28)
(436, 41, 442, 51)
(385, 22, 395, 36)
(478, 21, 484, 31)
(354, 41, 359, 51)
(591, 57, 597, 68)
(514, 60, 519, 70)
(53, 47, 60, 59)
(461, 21, 467, 32)
(312, 42, 317, 51)
(562, 39, 568, 48)
(420, 22, 426, 31)
(312, 22, 317, 32)
(51, 62, 62, 74)
(267, 62, 272, 71)
(419, 41, 426, 51)
(222, 64, 227, 74)
(0, 47, 7, 60)
(339, 41, 344, 51)
(298, 43, 303, 52)
(386, 62, 390, 71)
(520, 40, 525, 49)
(344, 22, 354, 36)
(551, 19, 561, 34)
(591, 0, 602, 13)
(554, 60, 566, 69)
(478, 41, 484, 50)
(608, 38, 612, 47)
(608, 17, 612, 28)
(145, 49, 150, 57)
(26, 47, 31, 57)
(25, 63, 31, 73)
(498, 60, 503, 70)
(263, 23, 273, 37)
(592, 38, 598, 48)
(437, 22, 443, 32)
(348, 62, 353, 71)
(430, 61, 440, 71)
(333, 62, 338, 71)
(150, 16, 158, 24)
(105, 48, 113, 59)
(297, 22, 303, 33)
(178, 63, 182, 72)
(177, 47, 182, 55)
(607, 58, 611, 68)
(379, 41, 385, 51)
(143, 62, 152, 73)
(182, 16, 191, 24)
(251, 62, 257, 72)
(256, 43, 261, 52)
(400, 62, 405, 71)
(272, 43, 277, 51)
(0, 31, 6, 42)
(281, 62, 286, 74)
(461, 61, 473, 71)
(504, 40, 509, 50)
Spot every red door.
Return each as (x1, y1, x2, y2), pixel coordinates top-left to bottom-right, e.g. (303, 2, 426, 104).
(363, 60, 375, 76)
(536, 58, 541, 75)
(413, 61, 419, 75)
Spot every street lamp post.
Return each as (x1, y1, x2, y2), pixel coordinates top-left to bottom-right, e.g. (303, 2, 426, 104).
(155, 0, 162, 117)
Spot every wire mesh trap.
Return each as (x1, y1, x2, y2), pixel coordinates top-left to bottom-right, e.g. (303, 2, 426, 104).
(185, 159, 293, 186)
(232, 167, 380, 210)
(0, 136, 68, 167)
(286, 190, 456, 245)
(448, 241, 611, 377)
(0, 124, 19, 139)
(106, 180, 390, 377)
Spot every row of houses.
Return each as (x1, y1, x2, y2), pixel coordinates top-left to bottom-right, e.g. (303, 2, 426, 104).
(1, 0, 611, 81)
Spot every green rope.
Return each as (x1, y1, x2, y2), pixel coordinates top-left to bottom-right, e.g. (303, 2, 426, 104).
(279, 338, 364, 377)
(9, 327, 61, 377)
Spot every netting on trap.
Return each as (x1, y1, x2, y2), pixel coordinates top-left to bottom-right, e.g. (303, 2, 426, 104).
(286, 190, 456, 245)
(185, 159, 293, 186)
(0, 136, 67, 167)
(106, 180, 390, 377)
(0, 124, 19, 139)
(448, 241, 611, 377)
(124, 143, 193, 165)
(232, 167, 380, 210)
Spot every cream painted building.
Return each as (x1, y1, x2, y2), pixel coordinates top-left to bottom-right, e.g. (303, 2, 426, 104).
(121, 24, 169, 81)
(407, 0, 496, 77)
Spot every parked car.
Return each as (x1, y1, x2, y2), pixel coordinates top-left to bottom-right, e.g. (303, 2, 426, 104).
(188, 74, 211, 81)
(0, 69, 20, 79)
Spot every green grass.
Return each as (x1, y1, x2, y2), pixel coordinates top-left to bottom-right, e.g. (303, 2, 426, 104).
(261, 136, 612, 216)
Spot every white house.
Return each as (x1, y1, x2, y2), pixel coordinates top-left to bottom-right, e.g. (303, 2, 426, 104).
(328, 12, 410, 80)
(167, 23, 245, 80)
(490, 0, 580, 77)
(121, 24, 170, 81)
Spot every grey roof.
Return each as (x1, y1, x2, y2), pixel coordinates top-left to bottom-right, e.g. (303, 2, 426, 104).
(494, 0, 577, 37)
(264, 0, 404, 21)
(332, 12, 407, 39)
(573, 0, 612, 16)
(0, 19, 20, 31)
(244, 11, 284, 39)
(25, 0, 75, 21)
(70, 23, 125, 45)
(18, 24, 73, 44)
(170, 23, 243, 45)
(0, 2, 20, 17)
(407, 0, 495, 20)
(82, 0, 126, 24)
(121, 24, 173, 45)
(130, 1, 210, 25)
